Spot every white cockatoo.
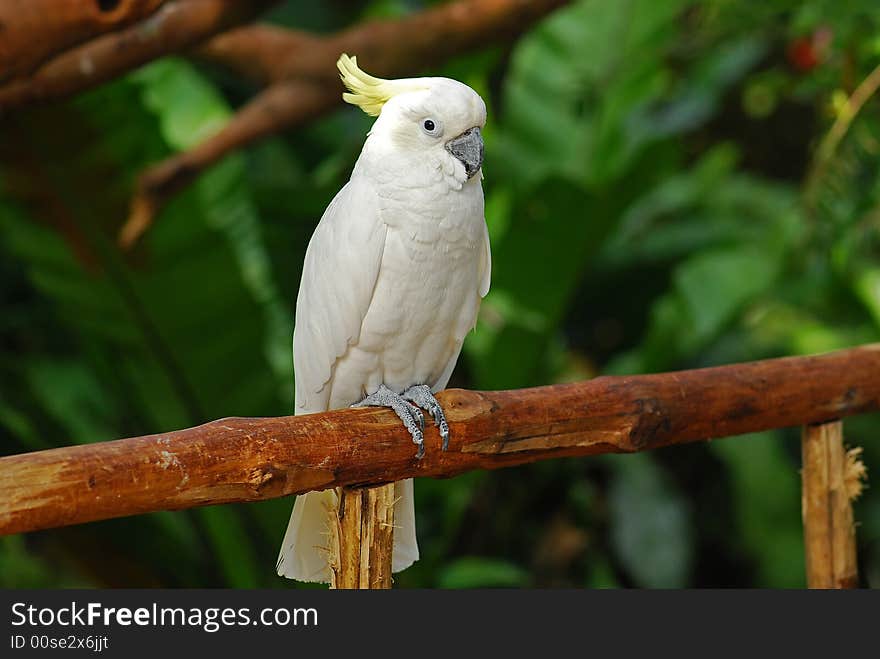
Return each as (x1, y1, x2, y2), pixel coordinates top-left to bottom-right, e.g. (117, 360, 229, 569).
(276, 55, 491, 582)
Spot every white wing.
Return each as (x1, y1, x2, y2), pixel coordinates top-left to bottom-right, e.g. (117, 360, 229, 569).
(293, 176, 386, 414)
(479, 219, 492, 298)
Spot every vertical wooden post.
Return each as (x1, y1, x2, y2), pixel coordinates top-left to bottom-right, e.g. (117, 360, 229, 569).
(801, 421, 864, 588)
(329, 483, 396, 589)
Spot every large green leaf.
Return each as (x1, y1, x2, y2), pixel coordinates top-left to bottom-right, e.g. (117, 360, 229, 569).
(607, 454, 694, 588)
(438, 556, 529, 589)
(133, 59, 294, 406)
(710, 432, 804, 587)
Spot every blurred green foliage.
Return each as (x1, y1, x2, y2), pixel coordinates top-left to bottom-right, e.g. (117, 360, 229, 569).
(2, 0, 879, 588)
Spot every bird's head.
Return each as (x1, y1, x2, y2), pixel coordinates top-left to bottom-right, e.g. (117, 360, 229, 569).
(338, 54, 486, 180)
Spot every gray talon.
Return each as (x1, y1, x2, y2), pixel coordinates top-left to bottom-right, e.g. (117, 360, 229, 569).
(439, 423, 450, 451)
(407, 403, 425, 432)
(352, 383, 447, 459)
(402, 384, 450, 452)
(352, 384, 424, 457)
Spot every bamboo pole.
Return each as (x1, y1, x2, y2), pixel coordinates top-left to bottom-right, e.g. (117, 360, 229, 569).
(329, 483, 396, 589)
(1, 344, 878, 537)
(801, 421, 865, 588)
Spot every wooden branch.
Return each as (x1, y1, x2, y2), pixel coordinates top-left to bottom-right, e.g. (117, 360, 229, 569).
(118, 0, 568, 247)
(801, 421, 866, 588)
(196, 0, 570, 86)
(0, 0, 167, 82)
(1, 344, 878, 538)
(330, 484, 396, 589)
(0, 0, 567, 245)
(194, 25, 317, 86)
(0, 0, 276, 110)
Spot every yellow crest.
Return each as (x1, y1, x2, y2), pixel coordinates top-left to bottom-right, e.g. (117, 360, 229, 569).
(337, 54, 425, 116)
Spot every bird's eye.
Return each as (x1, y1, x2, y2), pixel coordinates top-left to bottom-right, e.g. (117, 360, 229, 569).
(421, 118, 442, 137)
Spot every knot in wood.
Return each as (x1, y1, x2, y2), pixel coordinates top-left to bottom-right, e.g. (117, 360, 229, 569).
(629, 398, 672, 450)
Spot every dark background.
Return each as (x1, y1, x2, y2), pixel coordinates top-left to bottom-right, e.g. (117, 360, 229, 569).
(1, 0, 879, 588)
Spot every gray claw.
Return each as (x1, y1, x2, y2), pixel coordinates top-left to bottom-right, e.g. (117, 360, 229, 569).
(402, 384, 450, 452)
(440, 424, 450, 451)
(407, 403, 425, 432)
(352, 384, 425, 459)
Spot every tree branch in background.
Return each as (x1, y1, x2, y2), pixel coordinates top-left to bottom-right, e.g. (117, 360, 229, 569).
(1, 344, 877, 537)
(121, 80, 330, 246)
(0, 0, 566, 246)
(194, 24, 318, 86)
(120, 0, 569, 247)
(0, 0, 277, 109)
(0, 0, 167, 82)
(196, 0, 569, 85)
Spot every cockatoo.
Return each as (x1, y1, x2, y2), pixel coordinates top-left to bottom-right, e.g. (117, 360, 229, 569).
(276, 55, 491, 582)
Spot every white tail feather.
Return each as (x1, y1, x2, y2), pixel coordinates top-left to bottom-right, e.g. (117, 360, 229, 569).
(276, 479, 419, 582)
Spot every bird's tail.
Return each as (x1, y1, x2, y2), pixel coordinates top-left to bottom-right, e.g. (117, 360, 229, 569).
(276, 479, 419, 583)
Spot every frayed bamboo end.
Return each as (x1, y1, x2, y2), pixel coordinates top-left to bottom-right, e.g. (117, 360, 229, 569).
(844, 446, 867, 501)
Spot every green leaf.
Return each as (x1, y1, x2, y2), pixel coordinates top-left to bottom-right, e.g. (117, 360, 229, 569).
(199, 506, 261, 588)
(617, 235, 791, 374)
(607, 454, 693, 588)
(23, 359, 118, 444)
(133, 59, 294, 404)
(468, 178, 625, 388)
(710, 432, 804, 587)
(438, 557, 529, 589)
(855, 267, 880, 329)
(0, 536, 92, 588)
(676, 246, 780, 340)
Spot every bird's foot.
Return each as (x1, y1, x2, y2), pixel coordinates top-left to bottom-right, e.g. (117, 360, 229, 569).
(352, 384, 426, 458)
(402, 384, 450, 451)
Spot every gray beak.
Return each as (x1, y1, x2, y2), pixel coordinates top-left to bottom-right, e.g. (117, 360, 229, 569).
(445, 127, 484, 179)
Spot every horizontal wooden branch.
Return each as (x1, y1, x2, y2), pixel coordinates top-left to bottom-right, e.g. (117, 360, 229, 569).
(1, 344, 878, 537)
